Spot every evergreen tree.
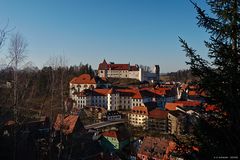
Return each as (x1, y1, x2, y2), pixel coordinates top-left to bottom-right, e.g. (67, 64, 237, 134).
(180, 0, 240, 157)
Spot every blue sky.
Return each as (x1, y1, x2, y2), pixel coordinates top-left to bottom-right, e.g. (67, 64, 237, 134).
(0, 0, 210, 73)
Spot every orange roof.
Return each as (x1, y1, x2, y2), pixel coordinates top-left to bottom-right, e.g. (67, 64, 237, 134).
(78, 88, 112, 96)
(54, 114, 79, 135)
(117, 88, 142, 99)
(70, 74, 96, 84)
(175, 100, 201, 107)
(132, 90, 142, 99)
(165, 103, 183, 111)
(132, 106, 148, 115)
(205, 104, 220, 112)
(165, 141, 177, 156)
(140, 87, 171, 97)
(149, 108, 168, 119)
(188, 90, 198, 96)
(94, 88, 112, 96)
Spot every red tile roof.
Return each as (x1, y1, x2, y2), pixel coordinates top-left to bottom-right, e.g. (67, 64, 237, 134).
(165, 101, 201, 111)
(205, 104, 220, 112)
(70, 74, 96, 84)
(165, 103, 183, 111)
(132, 106, 148, 115)
(117, 88, 142, 99)
(54, 114, 79, 135)
(149, 108, 168, 119)
(140, 87, 171, 97)
(98, 59, 139, 71)
(188, 90, 198, 96)
(94, 89, 112, 96)
(109, 64, 129, 70)
(102, 130, 129, 141)
(174, 100, 201, 107)
(138, 136, 174, 160)
(132, 90, 142, 99)
(77, 88, 113, 97)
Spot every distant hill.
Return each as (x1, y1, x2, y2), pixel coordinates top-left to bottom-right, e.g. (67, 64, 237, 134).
(160, 69, 197, 82)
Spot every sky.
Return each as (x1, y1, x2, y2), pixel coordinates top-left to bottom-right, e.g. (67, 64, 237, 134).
(0, 0, 210, 73)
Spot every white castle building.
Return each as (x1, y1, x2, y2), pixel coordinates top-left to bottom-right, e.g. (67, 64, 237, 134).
(97, 59, 160, 82)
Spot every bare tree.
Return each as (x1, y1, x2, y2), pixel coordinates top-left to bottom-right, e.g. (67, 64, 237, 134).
(9, 32, 27, 118)
(0, 20, 15, 51)
(45, 55, 68, 160)
(8, 32, 27, 160)
(57, 56, 67, 160)
(0, 23, 8, 50)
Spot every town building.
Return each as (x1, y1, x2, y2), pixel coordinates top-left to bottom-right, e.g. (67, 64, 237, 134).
(100, 129, 130, 152)
(168, 110, 188, 135)
(71, 86, 178, 111)
(53, 114, 85, 135)
(141, 65, 160, 82)
(97, 59, 160, 82)
(137, 136, 176, 160)
(69, 73, 178, 111)
(98, 59, 140, 79)
(165, 102, 183, 111)
(106, 111, 122, 121)
(148, 108, 168, 133)
(165, 100, 201, 111)
(69, 73, 110, 98)
(128, 106, 148, 129)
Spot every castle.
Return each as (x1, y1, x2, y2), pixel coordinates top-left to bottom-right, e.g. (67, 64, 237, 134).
(97, 59, 160, 82)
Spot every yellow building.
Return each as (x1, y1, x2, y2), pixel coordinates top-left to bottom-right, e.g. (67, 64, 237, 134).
(128, 106, 148, 129)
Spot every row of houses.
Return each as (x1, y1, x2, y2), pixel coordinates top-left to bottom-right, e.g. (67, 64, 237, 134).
(52, 114, 189, 160)
(128, 100, 203, 135)
(69, 74, 178, 110)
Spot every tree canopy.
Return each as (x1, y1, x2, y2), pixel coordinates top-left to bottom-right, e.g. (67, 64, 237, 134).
(180, 0, 240, 157)
(180, 0, 240, 123)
